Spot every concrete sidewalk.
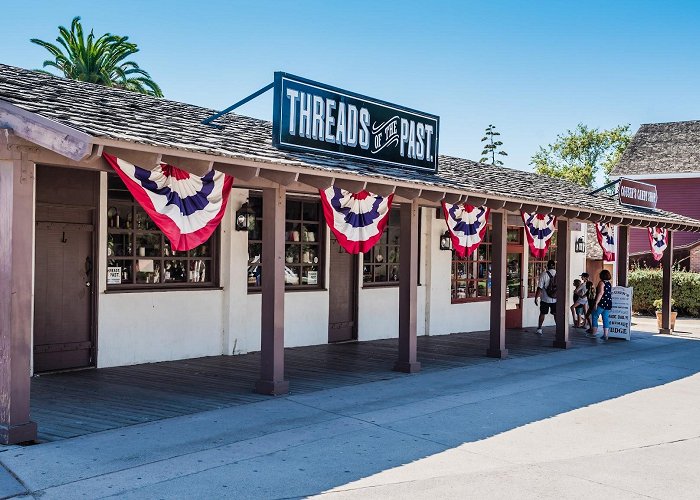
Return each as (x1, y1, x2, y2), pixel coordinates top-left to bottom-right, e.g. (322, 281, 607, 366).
(2, 328, 700, 499)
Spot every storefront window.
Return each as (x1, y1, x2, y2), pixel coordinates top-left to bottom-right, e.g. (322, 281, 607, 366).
(451, 226, 492, 302)
(247, 194, 324, 291)
(527, 232, 557, 296)
(363, 209, 400, 286)
(106, 174, 218, 289)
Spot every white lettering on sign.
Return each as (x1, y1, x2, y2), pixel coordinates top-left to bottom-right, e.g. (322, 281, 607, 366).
(618, 179, 658, 209)
(285, 90, 434, 161)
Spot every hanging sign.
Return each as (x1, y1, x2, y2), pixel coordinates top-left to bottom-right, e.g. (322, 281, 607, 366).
(595, 222, 616, 262)
(609, 286, 633, 340)
(648, 227, 668, 261)
(103, 153, 234, 251)
(618, 178, 658, 209)
(442, 203, 490, 258)
(319, 187, 394, 254)
(273, 72, 439, 173)
(521, 211, 557, 259)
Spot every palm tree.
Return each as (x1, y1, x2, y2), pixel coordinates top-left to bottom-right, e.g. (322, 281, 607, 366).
(31, 16, 163, 97)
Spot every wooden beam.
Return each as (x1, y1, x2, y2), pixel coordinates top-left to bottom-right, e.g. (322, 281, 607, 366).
(161, 155, 213, 177)
(553, 218, 571, 349)
(521, 204, 539, 214)
(418, 190, 444, 203)
(610, 217, 624, 225)
(464, 196, 488, 207)
(394, 200, 421, 373)
(563, 210, 580, 219)
(0, 157, 38, 444)
(255, 185, 289, 395)
(617, 226, 629, 287)
(551, 208, 568, 217)
(443, 193, 463, 204)
(660, 230, 674, 334)
(484, 198, 506, 209)
(258, 169, 298, 186)
(364, 182, 396, 197)
(215, 163, 259, 181)
(394, 187, 422, 200)
(296, 173, 333, 190)
(487, 210, 508, 359)
(333, 178, 366, 193)
(103, 146, 162, 169)
(0, 101, 93, 161)
(504, 201, 522, 212)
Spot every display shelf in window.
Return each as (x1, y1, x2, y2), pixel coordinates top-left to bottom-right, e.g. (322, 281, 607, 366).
(451, 225, 492, 303)
(363, 208, 400, 286)
(106, 173, 219, 290)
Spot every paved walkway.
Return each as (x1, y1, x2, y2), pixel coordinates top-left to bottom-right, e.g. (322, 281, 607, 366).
(2, 324, 699, 499)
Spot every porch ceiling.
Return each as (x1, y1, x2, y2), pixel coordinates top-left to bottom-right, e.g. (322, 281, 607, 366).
(1, 63, 700, 232)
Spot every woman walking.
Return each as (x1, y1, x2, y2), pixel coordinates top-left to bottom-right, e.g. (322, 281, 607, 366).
(587, 270, 613, 341)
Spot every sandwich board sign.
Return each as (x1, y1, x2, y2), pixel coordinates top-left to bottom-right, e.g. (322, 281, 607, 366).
(608, 286, 633, 340)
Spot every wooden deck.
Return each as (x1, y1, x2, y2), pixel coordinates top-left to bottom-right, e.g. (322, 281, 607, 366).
(31, 327, 599, 442)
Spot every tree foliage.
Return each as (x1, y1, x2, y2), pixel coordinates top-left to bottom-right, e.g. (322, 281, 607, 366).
(531, 124, 631, 189)
(31, 16, 163, 97)
(479, 124, 508, 166)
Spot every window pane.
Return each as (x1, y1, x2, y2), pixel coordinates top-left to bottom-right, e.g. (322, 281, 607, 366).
(303, 202, 319, 221)
(302, 223, 319, 242)
(285, 244, 300, 264)
(107, 259, 132, 284)
(164, 261, 187, 282)
(136, 233, 162, 258)
(136, 259, 159, 284)
(108, 233, 132, 257)
(188, 260, 210, 283)
(286, 200, 301, 220)
(284, 265, 300, 285)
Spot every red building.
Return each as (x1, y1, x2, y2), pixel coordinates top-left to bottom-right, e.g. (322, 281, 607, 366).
(612, 121, 700, 270)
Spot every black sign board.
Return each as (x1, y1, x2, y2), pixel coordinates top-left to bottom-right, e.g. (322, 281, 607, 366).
(272, 72, 439, 173)
(618, 178, 658, 209)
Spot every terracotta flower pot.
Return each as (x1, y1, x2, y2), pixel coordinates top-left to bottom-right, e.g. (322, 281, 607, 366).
(656, 311, 678, 331)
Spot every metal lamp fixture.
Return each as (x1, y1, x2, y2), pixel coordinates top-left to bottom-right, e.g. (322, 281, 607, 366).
(575, 236, 586, 253)
(440, 231, 452, 251)
(235, 202, 256, 231)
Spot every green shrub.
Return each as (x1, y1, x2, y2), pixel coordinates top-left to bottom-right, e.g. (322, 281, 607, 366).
(628, 269, 700, 316)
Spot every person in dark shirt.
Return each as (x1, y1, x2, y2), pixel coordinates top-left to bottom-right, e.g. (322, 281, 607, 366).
(587, 270, 613, 341)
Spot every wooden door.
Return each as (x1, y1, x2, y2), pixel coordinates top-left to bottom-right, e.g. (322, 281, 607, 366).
(328, 237, 357, 342)
(34, 166, 97, 372)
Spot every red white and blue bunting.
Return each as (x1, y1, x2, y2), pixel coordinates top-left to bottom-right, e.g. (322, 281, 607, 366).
(319, 187, 394, 254)
(595, 222, 616, 262)
(648, 227, 668, 261)
(442, 202, 490, 258)
(521, 211, 557, 259)
(103, 153, 234, 251)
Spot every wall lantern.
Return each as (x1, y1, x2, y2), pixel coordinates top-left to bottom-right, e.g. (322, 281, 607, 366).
(440, 231, 453, 251)
(235, 202, 256, 231)
(575, 236, 586, 253)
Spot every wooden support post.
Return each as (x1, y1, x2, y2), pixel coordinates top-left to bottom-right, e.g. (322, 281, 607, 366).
(617, 226, 630, 287)
(660, 230, 674, 335)
(487, 211, 508, 358)
(394, 200, 421, 373)
(0, 154, 38, 444)
(255, 185, 289, 395)
(553, 219, 571, 349)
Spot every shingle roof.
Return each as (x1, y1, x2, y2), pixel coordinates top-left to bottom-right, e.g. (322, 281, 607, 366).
(612, 121, 700, 176)
(1, 63, 699, 229)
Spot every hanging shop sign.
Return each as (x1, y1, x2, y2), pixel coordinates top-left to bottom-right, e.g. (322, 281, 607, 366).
(103, 153, 234, 251)
(272, 72, 439, 173)
(595, 222, 616, 262)
(609, 286, 633, 340)
(618, 178, 658, 209)
(442, 203, 490, 258)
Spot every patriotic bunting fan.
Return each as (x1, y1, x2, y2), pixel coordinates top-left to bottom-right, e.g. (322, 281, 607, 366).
(595, 222, 616, 262)
(103, 153, 234, 251)
(521, 211, 557, 259)
(442, 202, 490, 258)
(319, 187, 394, 254)
(648, 227, 668, 261)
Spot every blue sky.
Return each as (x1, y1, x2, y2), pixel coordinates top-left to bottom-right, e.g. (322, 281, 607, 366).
(2, 0, 700, 175)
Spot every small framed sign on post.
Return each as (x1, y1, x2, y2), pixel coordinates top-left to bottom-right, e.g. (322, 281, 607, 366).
(609, 286, 633, 340)
(272, 72, 439, 173)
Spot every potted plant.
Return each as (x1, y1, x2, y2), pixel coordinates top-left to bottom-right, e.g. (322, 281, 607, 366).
(653, 298, 677, 331)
